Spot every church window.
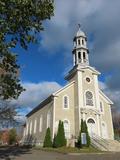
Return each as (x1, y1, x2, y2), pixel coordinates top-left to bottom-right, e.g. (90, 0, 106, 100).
(87, 118, 95, 124)
(86, 77, 91, 83)
(26, 123, 29, 136)
(100, 102, 103, 112)
(82, 39, 84, 45)
(30, 121, 32, 134)
(78, 52, 81, 59)
(86, 91, 93, 106)
(47, 111, 51, 128)
(75, 54, 77, 64)
(64, 120, 70, 138)
(83, 52, 86, 59)
(34, 119, 37, 133)
(63, 96, 69, 109)
(39, 115, 43, 132)
(78, 39, 80, 45)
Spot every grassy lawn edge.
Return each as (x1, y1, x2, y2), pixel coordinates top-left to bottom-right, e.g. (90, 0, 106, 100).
(34, 146, 103, 154)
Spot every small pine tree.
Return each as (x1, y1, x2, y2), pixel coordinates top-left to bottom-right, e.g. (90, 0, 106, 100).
(77, 131, 81, 148)
(55, 120, 66, 147)
(84, 121, 91, 147)
(61, 122, 67, 146)
(9, 128, 17, 145)
(77, 119, 84, 148)
(43, 128, 52, 147)
(53, 134, 57, 148)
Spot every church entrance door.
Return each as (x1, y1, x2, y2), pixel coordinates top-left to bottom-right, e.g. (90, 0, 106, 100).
(87, 118, 96, 137)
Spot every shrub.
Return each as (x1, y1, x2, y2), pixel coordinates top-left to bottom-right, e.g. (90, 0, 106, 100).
(43, 128, 52, 147)
(52, 134, 57, 148)
(54, 120, 66, 147)
(77, 119, 91, 148)
(9, 128, 17, 145)
(84, 121, 91, 147)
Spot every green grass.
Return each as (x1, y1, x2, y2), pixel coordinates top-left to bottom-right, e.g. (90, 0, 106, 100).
(34, 146, 101, 154)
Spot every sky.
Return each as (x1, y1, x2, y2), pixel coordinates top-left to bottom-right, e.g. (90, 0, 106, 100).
(12, 0, 120, 117)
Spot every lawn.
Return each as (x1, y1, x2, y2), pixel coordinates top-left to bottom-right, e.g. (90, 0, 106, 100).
(34, 146, 101, 154)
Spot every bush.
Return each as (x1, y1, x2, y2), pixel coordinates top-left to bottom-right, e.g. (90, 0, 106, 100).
(77, 119, 91, 148)
(84, 121, 91, 147)
(9, 128, 17, 145)
(52, 134, 57, 148)
(43, 128, 52, 147)
(54, 120, 66, 148)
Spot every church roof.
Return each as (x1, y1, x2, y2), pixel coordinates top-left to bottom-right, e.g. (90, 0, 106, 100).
(99, 90, 113, 105)
(26, 95, 53, 117)
(76, 27, 86, 37)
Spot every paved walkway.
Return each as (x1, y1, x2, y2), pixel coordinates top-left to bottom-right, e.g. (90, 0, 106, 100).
(0, 146, 120, 160)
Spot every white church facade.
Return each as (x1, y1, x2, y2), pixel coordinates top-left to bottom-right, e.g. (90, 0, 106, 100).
(23, 26, 114, 146)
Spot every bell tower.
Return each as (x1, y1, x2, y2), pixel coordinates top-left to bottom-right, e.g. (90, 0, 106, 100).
(73, 25, 89, 67)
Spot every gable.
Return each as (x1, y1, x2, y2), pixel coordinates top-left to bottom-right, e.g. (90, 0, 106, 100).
(53, 81, 75, 96)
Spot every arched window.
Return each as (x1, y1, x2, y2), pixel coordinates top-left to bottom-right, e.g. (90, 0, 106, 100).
(63, 96, 69, 109)
(83, 52, 86, 59)
(78, 39, 80, 45)
(86, 91, 93, 106)
(34, 119, 37, 133)
(47, 111, 51, 128)
(39, 115, 43, 132)
(100, 102, 103, 112)
(87, 118, 95, 124)
(30, 121, 32, 134)
(78, 52, 81, 59)
(64, 120, 70, 138)
(82, 39, 84, 45)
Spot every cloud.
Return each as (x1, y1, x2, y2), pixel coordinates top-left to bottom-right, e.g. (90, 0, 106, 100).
(39, 0, 120, 111)
(12, 81, 62, 114)
(99, 81, 120, 111)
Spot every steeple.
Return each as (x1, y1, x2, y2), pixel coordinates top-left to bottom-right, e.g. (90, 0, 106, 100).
(72, 25, 89, 67)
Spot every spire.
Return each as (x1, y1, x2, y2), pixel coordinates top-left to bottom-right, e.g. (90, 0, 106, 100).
(72, 25, 89, 67)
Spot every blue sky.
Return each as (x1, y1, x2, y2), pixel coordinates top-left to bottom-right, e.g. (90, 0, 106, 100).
(12, 0, 120, 116)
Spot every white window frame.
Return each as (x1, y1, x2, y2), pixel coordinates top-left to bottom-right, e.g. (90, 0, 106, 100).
(30, 121, 32, 135)
(84, 76, 92, 84)
(34, 119, 37, 134)
(63, 119, 70, 139)
(39, 115, 43, 132)
(26, 122, 29, 136)
(84, 90, 95, 107)
(100, 101, 104, 114)
(63, 95, 69, 109)
(47, 111, 51, 128)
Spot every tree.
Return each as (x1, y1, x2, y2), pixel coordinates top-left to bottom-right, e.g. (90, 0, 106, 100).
(43, 127, 52, 147)
(52, 134, 57, 148)
(9, 128, 17, 145)
(55, 120, 66, 147)
(77, 119, 91, 148)
(83, 121, 91, 147)
(0, 0, 54, 99)
(77, 119, 84, 148)
(0, 100, 21, 129)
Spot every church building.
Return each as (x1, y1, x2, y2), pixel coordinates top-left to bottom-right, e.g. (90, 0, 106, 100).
(23, 26, 114, 147)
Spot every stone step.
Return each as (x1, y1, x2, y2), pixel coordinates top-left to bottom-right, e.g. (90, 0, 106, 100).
(91, 137, 120, 152)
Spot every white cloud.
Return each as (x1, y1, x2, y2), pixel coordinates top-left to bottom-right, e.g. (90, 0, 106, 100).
(12, 81, 62, 112)
(39, 0, 120, 111)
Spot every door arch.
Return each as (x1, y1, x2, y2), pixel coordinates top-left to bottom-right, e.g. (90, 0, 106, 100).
(87, 118, 97, 136)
